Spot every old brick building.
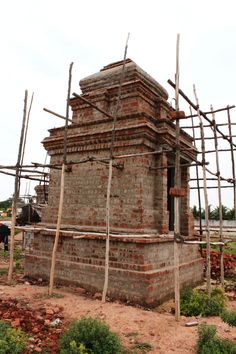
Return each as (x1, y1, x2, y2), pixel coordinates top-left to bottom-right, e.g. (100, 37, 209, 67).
(25, 59, 203, 306)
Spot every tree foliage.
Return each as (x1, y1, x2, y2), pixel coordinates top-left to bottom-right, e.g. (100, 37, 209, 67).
(191, 205, 235, 220)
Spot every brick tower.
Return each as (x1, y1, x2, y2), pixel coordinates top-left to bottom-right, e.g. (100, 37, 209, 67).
(25, 59, 203, 306)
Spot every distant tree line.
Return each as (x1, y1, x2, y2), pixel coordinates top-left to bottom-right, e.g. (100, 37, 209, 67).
(191, 205, 235, 220)
(0, 198, 25, 211)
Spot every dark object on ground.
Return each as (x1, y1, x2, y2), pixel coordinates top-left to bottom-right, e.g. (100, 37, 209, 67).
(0, 223, 10, 251)
(16, 205, 41, 226)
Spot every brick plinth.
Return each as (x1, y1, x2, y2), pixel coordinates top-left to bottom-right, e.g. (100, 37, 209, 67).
(25, 232, 203, 307)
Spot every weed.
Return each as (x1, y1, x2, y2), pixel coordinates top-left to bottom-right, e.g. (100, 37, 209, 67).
(132, 341, 152, 353)
(59, 317, 123, 354)
(197, 323, 236, 354)
(0, 320, 26, 354)
(221, 309, 236, 327)
(0, 268, 8, 275)
(50, 293, 65, 299)
(180, 287, 226, 317)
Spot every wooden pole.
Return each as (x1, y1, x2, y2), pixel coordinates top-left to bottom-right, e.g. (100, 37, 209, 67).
(174, 33, 180, 321)
(43, 107, 73, 123)
(193, 85, 211, 295)
(8, 90, 28, 283)
(190, 106, 203, 247)
(102, 33, 130, 303)
(21, 92, 34, 167)
(227, 106, 236, 219)
(211, 106, 224, 287)
(48, 62, 73, 295)
(184, 105, 235, 119)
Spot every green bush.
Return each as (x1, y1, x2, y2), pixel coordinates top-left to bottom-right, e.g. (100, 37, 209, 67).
(197, 323, 236, 354)
(0, 321, 26, 354)
(180, 287, 225, 317)
(59, 317, 123, 354)
(221, 309, 236, 327)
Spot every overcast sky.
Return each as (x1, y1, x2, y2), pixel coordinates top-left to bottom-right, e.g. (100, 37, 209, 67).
(1, 0, 236, 209)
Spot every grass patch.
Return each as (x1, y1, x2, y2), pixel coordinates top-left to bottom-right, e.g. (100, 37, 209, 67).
(207, 242, 236, 255)
(197, 323, 236, 354)
(221, 309, 236, 327)
(132, 341, 152, 353)
(180, 287, 226, 317)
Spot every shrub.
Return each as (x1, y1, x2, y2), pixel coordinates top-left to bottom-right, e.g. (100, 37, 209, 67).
(59, 317, 123, 354)
(221, 309, 236, 327)
(197, 323, 236, 354)
(0, 320, 26, 354)
(180, 287, 225, 317)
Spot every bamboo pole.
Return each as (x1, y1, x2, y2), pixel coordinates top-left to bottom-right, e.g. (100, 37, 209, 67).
(182, 123, 236, 129)
(21, 92, 34, 167)
(205, 148, 236, 154)
(174, 33, 181, 321)
(8, 90, 28, 283)
(43, 108, 73, 123)
(102, 33, 130, 303)
(227, 106, 236, 219)
(191, 186, 234, 189)
(194, 135, 236, 141)
(190, 106, 203, 246)
(184, 105, 235, 119)
(0, 170, 48, 182)
(48, 62, 73, 295)
(211, 106, 224, 287)
(193, 85, 211, 295)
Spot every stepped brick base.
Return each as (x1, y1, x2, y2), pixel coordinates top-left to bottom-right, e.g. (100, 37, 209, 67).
(25, 230, 203, 307)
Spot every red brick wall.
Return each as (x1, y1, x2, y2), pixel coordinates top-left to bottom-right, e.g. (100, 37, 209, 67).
(25, 232, 203, 306)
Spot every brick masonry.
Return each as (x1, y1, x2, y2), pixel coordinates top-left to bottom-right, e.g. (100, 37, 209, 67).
(26, 59, 203, 305)
(25, 233, 203, 307)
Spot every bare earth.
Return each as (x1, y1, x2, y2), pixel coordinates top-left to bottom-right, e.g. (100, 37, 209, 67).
(0, 282, 235, 354)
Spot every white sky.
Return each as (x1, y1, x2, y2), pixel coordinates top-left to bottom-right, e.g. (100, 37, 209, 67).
(1, 0, 236, 209)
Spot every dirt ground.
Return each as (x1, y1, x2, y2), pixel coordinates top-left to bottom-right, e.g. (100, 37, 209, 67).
(0, 234, 235, 353)
(0, 280, 235, 354)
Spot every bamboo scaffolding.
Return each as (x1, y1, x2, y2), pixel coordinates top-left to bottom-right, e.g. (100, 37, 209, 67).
(173, 33, 181, 321)
(227, 106, 236, 219)
(49, 62, 73, 296)
(193, 85, 211, 296)
(102, 34, 130, 303)
(8, 90, 28, 283)
(211, 106, 224, 287)
(168, 80, 236, 149)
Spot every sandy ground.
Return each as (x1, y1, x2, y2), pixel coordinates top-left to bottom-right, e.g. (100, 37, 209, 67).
(0, 282, 235, 354)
